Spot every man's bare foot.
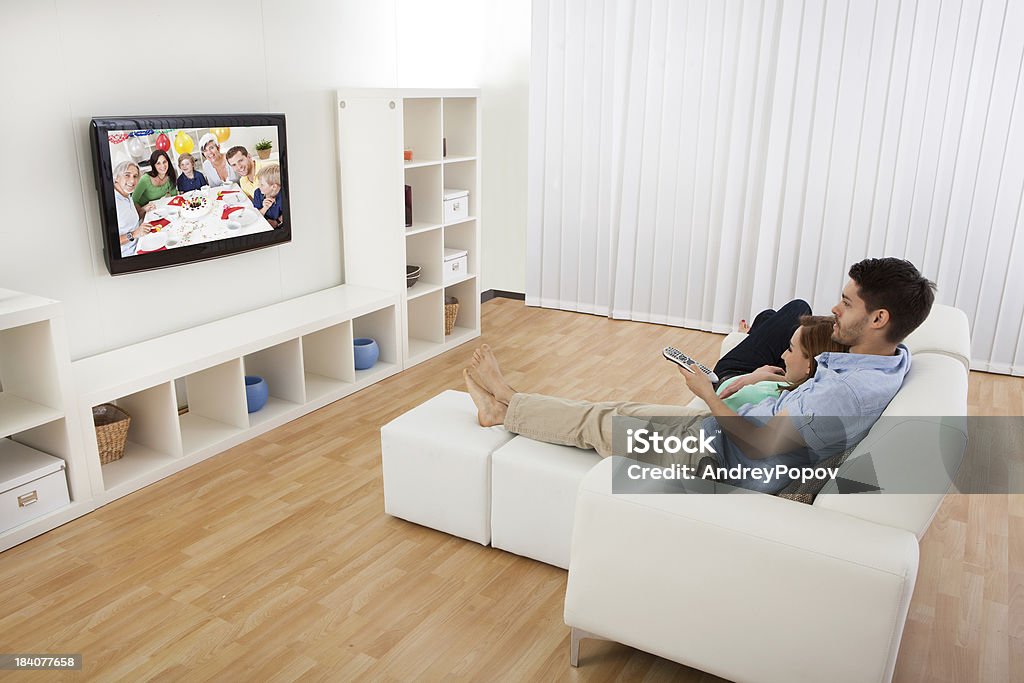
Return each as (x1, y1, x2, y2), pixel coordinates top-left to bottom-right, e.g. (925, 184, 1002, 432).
(739, 319, 750, 333)
(464, 369, 507, 427)
(470, 344, 516, 404)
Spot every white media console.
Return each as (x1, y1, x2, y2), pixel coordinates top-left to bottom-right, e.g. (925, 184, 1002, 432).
(0, 284, 411, 551)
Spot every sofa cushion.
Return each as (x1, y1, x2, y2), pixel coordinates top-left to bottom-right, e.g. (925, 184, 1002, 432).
(899, 304, 971, 372)
(491, 438, 602, 568)
(380, 390, 515, 545)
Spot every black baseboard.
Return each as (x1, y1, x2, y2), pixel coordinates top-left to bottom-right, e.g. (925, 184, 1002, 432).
(481, 289, 526, 303)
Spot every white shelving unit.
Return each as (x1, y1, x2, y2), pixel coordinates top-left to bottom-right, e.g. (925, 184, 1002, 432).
(0, 290, 92, 552)
(336, 88, 482, 367)
(72, 285, 399, 505)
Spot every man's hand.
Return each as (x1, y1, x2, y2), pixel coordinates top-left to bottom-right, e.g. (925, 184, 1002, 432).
(679, 365, 716, 401)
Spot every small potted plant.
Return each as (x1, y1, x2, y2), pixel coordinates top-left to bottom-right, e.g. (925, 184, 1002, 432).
(255, 138, 273, 160)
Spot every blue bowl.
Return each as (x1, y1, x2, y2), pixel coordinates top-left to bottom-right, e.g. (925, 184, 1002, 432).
(353, 337, 379, 370)
(245, 375, 269, 413)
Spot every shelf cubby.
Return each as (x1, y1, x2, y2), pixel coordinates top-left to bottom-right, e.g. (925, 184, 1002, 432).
(0, 320, 63, 438)
(179, 359, 248, 455)
(444, 278, 480, 346)
(441, 160, 477, 223)
(353, 306, 399, 382)
(403, 98, 442, 163)
(444, 220, 478, 276)
(407, 290, 445, 361)
(405, 165, 442, 227)
(100, 382, 182, 493)
(302, 322, 355, 401)
(10, 418, 73, 496)
(243, 339, 307, 427)
(406, 229, 444, 293)
(443, 97, 477, 159)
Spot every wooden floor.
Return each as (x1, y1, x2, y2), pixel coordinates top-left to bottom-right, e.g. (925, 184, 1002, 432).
(0, 298, 1020, 682)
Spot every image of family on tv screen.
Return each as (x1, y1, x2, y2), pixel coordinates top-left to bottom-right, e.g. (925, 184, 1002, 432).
(109, 127, 285, 258)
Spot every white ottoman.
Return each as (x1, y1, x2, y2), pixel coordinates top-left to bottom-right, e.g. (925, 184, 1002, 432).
(491, 437, 602, 569)
(381, 390, 514, 545)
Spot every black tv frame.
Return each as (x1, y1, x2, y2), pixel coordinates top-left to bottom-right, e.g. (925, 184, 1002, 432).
(90, 114, 291, 275)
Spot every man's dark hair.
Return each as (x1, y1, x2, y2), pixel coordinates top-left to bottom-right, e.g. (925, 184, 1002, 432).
(225, 145, 249, 161)
(848, 258, 937, 343)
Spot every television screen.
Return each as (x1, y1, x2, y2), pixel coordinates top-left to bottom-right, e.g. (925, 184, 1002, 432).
(90, 114, 291, 275)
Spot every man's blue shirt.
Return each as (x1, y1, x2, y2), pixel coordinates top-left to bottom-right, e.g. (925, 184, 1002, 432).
(705, 345, 912, 492)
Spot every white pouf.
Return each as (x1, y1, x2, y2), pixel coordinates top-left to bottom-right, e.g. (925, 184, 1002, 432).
(491, 437, 602, 569)
(381, 390, 514, 545)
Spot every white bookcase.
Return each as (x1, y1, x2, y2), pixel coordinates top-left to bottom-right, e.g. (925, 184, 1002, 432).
(336, 88, 481, 366)
(0, 290, 93, 552)
(72, 285, 399, 505)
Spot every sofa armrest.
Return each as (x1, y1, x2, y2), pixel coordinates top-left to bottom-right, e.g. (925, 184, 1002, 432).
(564, 458, 918, 683)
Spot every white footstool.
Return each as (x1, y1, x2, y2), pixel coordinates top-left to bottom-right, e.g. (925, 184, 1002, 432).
(491, 437, 602, 568)
(381, 390, 514, 545)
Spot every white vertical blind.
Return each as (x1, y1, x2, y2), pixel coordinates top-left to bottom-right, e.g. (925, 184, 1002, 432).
(528, 0, 1024, 374)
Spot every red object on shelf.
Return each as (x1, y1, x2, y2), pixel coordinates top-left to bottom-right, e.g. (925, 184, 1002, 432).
(404, 150, 413, 161)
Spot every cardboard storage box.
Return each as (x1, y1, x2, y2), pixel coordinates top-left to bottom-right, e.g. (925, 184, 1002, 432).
(443, 248, 469, 284)
(443, 188, 469, 223)
(0, 440, 70, 533)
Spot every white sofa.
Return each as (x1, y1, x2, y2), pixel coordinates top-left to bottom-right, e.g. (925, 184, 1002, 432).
(380, 304, 970, 682)
(563, 304, 970, 682)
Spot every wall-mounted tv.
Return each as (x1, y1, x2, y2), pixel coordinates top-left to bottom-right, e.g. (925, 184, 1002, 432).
(90, 114, 290, 275)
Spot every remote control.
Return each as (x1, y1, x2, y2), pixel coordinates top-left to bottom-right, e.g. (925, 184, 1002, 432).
(662, 347, 719, 383)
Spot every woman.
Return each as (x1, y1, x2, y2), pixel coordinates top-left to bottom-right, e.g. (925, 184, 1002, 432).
(112, 161, 152, 257)
(199, 133, 238, 187)
(132, 149, 178, 211)
(714, 315, 848, 410)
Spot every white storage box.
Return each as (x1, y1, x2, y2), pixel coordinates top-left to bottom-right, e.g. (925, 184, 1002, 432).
(443, 188, 469, 223)
(0, 440, 70, 533)
(443, 248, 469, 284)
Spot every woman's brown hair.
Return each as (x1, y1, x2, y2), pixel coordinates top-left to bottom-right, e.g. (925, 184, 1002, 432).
(785, 315, 849, 391)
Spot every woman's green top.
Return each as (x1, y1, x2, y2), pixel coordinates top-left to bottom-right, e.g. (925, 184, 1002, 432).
(132, 173, 177, 206)
(716, 376, 789, 411)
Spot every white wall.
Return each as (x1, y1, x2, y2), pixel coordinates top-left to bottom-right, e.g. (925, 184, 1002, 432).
(481, 1, 531, 293)
(0, 0, 526, 359)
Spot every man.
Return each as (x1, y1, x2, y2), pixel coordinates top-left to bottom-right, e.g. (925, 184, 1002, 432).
(464, 258, 937, 493)
(226, 145, 262, 200)
(112, 161, 152, 257)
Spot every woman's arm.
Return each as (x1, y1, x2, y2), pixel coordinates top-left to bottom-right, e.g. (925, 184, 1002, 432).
(718, 365, 786, 399)
(682, 368, 805, 459)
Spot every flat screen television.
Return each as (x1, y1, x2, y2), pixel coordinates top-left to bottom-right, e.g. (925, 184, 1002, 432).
(90, 114, 290, 275)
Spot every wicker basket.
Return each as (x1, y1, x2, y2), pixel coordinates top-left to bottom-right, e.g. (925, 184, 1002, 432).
(444, 296, 460, 335)
(93, 403, 131, 465)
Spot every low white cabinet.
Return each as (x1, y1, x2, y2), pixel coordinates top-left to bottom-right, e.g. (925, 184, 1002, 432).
(73, 284, 400, 505)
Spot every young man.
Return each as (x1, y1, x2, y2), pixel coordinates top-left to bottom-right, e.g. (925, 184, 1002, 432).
(226, 145, 262, 200)
(465, 258, 937, 493)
